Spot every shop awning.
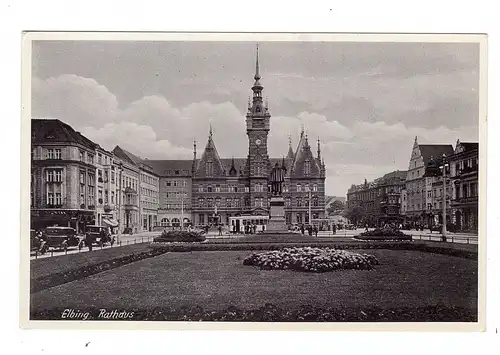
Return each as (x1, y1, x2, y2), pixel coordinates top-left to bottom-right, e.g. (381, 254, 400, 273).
(102, 218, 118, 227)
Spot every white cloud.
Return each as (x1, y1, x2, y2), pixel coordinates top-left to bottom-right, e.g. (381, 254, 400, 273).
(32, 74, 479, 196)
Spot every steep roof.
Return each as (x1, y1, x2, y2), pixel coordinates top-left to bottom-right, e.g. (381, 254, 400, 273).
(419, 144, 454, 165)
(31, 118, 98, 150)
(195, 132, 226, 177)
(112, 146, 139, 166)
(459, 142, 479, 152)
(290, 133, 321, 178)
(145, 160, 193, 177)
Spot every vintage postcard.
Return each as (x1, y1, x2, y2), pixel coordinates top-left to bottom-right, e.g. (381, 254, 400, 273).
(20, 32, 487, 331)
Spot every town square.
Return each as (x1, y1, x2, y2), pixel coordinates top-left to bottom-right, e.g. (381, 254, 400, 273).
(28, 37, 481, 323)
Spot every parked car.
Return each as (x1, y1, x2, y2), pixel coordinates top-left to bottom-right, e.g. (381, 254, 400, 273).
(30, 229, 43, 252)
(84, 226, 114, 247)
(344, 224, 356, 230)
(38, 226, 82, 254)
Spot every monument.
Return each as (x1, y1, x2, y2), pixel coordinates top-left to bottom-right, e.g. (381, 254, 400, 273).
(266, 161, 288, 232)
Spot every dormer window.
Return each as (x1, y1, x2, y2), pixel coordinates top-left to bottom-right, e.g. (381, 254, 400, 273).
(206, 161, 213, 177)
(304, 160, 311, 176)
(256, 106, 261, 113)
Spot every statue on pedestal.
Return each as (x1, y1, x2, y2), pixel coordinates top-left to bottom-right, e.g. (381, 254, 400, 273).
(270, 162, 285, 196)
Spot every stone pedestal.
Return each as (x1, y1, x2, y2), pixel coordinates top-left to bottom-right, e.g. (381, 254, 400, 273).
(266, 196, 287, 232)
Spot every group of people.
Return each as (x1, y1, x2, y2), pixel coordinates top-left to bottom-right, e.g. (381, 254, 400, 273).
(297, 224, 319, 237)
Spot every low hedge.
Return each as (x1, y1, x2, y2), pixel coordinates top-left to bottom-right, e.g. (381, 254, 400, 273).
(31, 303, 477, 322)
(354, 235, 413, 241)
(358, 228, 412, 238)
(153, 230, 206, 243)
(149, 241, 477, 260)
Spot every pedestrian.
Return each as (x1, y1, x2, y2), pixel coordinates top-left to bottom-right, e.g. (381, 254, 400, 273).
(313, 225, 318, 237)
(300, 224, 305, 235)
(365, 223, 369, 232)
(308, 225, 312, 236)
(218, 225, 222, 236)
(332, 223, 337, 235)
(86, 232, 93, 252)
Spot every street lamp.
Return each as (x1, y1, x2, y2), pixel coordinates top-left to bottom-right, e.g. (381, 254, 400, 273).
(117, 162, 123, 245)
(439, 154, 449, 241)
(180, 187, 184, 231)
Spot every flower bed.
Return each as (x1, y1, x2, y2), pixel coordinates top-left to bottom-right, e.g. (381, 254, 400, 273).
(31, 303, 477, 322)
(153, 230, 206, 243)
(243, 247, 379, 272)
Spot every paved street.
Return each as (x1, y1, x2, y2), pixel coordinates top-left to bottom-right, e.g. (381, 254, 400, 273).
(30, 228, 478, 260)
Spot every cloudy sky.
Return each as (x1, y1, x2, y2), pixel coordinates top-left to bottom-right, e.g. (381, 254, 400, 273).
(31, 40, 480, 196)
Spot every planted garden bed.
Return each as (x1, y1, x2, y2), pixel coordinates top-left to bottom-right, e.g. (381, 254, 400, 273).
(243, 247, 379, 272)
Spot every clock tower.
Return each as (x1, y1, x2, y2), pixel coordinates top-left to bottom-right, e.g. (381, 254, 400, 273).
(245, 45, 271, 213)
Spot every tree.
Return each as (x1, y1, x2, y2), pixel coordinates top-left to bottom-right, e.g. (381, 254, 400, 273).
(345, 206, 364, 226)
(327, 200, 345, 216)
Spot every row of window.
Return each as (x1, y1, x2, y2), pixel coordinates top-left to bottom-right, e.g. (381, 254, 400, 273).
(163, 191, 189, 199)
(195, 183, 319, 193)
(141, 173, 157, 185)
(164, 180, 188, 188)
(141, 187, 158, 199)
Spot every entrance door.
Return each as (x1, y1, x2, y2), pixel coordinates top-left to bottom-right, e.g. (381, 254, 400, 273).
(236, 219, 240, 233)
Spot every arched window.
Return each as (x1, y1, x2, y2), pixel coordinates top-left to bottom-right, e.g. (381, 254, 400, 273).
(313, 184, 318, 192)
(161, 218, 170, 227)
(304, 160, 311, 176)
(297, 184, 302, 192)
(171, 218, 180, 227)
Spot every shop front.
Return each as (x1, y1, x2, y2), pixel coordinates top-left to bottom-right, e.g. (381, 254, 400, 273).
(31, 209, 95, 233)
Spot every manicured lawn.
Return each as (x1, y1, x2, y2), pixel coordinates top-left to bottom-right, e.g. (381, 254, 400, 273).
(30, 243, 151, 280)
(31, 249, 478, 313)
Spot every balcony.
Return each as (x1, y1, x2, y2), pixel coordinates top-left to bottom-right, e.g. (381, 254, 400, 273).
(456, 164, 478, 177)
(452, 196, 478, 206)
(46, 204, 63, 209)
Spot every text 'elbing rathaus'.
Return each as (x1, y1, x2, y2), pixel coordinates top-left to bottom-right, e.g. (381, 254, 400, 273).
(30, 48, 326, 233)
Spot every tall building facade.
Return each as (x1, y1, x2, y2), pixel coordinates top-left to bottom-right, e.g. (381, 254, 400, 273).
(405, 137, 454, 227)
(31, 119, 97, 232)
(30, 49, 327, 233)
(346, 170, 406, 226)
(190, 49, 326, 227)
(449, 140, 479, 232)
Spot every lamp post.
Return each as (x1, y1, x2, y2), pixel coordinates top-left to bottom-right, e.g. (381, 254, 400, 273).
(117, 162, 123, 245)
(180, 187, 184, 231)
(439, 154, 449, 242)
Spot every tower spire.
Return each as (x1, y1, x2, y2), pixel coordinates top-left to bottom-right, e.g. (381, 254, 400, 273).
(288, 134, 292, 147)
(317, 137, 321, 160)
(209, 121, 213, 139)
(193, 139, 197, 160)
(255, 43, 260, 81)
(300, 124, 305, 138)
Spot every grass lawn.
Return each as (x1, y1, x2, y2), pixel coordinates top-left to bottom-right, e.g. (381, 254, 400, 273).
(30, 243, 151, 280)
(31, 249, 477, 313)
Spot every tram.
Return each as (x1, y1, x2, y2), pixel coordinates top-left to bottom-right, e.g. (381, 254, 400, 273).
(228, 215, 270, 233)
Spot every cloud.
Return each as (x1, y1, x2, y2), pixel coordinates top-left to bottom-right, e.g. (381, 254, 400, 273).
(32, 73, 479, 196)
(32, 74, 119, 127)
(81, 122, 193, 160)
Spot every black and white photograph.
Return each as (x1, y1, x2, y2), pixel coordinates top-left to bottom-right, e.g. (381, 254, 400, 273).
(22, 33, 486, 328)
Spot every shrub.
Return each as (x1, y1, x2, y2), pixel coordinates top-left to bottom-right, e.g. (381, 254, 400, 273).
(356, 227, 412, 240)
(243, 247, 379, 273)
(153, 230, 206, 243)
(354, 235, 412, 241)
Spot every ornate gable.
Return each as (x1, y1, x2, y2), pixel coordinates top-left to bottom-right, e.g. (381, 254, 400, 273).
(195, 127, 225, 178)
(290, 133, 321, 178)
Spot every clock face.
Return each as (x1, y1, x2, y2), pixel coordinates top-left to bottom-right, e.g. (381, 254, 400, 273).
(255, 138, 262, 146)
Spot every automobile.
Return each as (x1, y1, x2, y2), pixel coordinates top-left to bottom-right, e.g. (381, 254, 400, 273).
(38, 226, 82, 254)
(84, 225, 115, 247)
(344, 224, 357, 230)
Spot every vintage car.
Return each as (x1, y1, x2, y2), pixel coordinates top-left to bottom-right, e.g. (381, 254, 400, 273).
(84, 225, 115, 247)
(38, 226, 82, 254)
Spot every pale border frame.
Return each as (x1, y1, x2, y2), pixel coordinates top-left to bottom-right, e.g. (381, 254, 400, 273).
(20, 31, 488, 331)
